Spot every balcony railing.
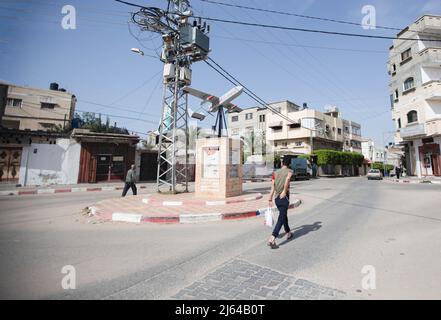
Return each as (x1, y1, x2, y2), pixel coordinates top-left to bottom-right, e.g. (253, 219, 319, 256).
(426, 119, 441, 136)
(400, 123, 426, 139)
(419, 48, 441, 67)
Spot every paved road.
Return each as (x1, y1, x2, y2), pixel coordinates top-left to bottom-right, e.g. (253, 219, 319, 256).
(0, 178, 440, 299)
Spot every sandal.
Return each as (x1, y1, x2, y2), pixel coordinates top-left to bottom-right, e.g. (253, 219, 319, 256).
(267, 239, 278, 248)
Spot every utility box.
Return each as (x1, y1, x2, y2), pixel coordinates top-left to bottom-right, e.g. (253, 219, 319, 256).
(179, 67, 192, 85)
(179, 25, 210, 54)
(163, 63, 175, 83)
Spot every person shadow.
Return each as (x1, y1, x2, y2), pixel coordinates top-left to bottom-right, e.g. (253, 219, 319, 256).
(277, 221, 322, 247)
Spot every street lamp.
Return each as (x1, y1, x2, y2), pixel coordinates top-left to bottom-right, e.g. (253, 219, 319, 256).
(130, 47, 144, 56)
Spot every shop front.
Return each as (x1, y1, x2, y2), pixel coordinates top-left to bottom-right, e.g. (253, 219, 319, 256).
(72, 129, 139, 183)
(419, 141, 441, 177)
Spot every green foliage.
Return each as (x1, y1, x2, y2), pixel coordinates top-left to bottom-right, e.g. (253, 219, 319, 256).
(297, 154, 311, 161)
(372, 162, 394, 172)
(75, 112, 129, 135)
(315, 149, 365, 166)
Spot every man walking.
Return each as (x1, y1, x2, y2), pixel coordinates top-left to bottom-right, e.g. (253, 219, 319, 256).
(267, 156, 293, 248)
(395, 165, 401, 180)
(122, 164, 137, 197)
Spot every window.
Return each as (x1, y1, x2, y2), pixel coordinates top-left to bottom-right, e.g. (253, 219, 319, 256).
(352, 126, 361, 136)
(395, 89, 399, 100)
(401, 48, 411, 62)
(282, 142, 288, 147)
(41, 102, 56, 109)
(231, 116, 239, 122)
(6, 98, 22, 107)
(397, 118, 401, 129)
(338, 128, 342, 135)
(259, 114, 265, 123)
(39, 122, 57, 130)
(403, 77, 415, 92)
(344, 126, 349, 133)
(407, 110, 418, 124)
(393, 64, 396, 72)
(295, 141, 302, 147)
(274, 142, 278, 147)
(245, 113, 253, 120)
(390, 94, 395, 109)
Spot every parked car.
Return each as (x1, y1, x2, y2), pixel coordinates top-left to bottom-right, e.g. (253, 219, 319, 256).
(367, 169, 383, 180)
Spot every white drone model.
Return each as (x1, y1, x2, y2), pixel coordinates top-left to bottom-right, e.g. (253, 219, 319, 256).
(183, 86, 243, 137)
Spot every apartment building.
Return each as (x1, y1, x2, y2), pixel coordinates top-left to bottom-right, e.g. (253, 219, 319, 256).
(361, 138, 386, 163)
(343, 119, 362, 153)
(228, 102, 279, 156)
(387, 15, 441, 177)
(0, 82, 76, 131)
(228, 101, 362, 157)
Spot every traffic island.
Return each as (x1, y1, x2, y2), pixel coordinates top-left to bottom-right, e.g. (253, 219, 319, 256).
(88, 192, 302, 224)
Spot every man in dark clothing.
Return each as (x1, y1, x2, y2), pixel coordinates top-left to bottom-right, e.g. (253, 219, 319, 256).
(122, 164, 137, 197)
(267, 156, 293, 248)
(395, 166, 401, 179)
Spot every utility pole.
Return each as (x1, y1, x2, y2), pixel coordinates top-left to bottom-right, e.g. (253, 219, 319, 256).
(124, 0, 210, 193)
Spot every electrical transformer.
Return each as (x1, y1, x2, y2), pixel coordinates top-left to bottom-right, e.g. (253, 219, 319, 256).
(179, 25, 210, 55)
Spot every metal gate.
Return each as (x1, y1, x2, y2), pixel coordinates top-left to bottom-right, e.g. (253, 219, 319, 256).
(0, 147, 22, 183)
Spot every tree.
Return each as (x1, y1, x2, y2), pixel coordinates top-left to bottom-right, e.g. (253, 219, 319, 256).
(74, 112, 129, 134)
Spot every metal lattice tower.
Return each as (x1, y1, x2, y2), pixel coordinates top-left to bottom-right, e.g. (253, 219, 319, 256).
(127, 0, 210, 193)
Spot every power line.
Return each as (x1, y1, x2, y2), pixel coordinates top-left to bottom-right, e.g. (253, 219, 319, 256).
(191, 15, 441, 42)
(214, 35, 389, 54)
(196, 0, 441, 37)
(113, 1, 440, 42)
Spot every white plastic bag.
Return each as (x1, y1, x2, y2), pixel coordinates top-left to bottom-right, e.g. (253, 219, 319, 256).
(264, 207, 274, 228)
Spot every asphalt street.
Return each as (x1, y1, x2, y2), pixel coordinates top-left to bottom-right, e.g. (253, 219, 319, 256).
(0, 177, 440, 299)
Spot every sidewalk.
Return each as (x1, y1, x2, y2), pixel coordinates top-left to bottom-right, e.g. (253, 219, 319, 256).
(89, 192, 302, 224)
(0, 181, 161, 196)
(385, 176, 441, 185)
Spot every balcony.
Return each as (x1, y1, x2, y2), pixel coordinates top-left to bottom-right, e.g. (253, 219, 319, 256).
(423, 81, 441, 101)
(426, 119, 441, 136)
(414, 15, 441, 33)
(400, 123, 426, 139)
(418, 48, 441, 67)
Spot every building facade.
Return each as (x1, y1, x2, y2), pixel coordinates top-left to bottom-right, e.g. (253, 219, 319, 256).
(228, 101, 363, 158)
(387, 15, 441, 177)
(361, 138, 386, 163)
(0, 82, 76, 131)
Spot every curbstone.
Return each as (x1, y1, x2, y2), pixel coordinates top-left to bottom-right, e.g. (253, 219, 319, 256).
(112, 213, 143, 224)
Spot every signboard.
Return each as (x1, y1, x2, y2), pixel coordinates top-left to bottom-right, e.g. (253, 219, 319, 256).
(112, 156, 124, 162)
(203, 146, 220, 179)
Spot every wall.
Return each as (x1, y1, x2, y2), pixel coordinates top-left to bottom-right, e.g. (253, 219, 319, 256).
(18, 138, 81, 186)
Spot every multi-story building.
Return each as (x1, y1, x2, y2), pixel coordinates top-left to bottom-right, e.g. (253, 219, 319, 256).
(343, 119, 362, 153)
(361, 138, 386, 163)
(387, 14, 441, 177)
(228, 101, 362, 157)
(0, 82, 76, 131)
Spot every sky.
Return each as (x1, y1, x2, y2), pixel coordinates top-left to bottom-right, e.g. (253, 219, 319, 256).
(0, 0, 440, 146)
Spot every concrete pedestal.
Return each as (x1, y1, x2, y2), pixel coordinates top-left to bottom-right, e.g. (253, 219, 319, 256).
(195, 137, 243, 199)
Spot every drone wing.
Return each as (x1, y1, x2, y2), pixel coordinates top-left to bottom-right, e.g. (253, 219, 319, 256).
(183, 86, 219, 105)
(224, 103, 242, 113)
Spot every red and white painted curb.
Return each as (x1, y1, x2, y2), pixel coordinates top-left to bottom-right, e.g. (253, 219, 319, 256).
(385, 178, 441, 185)
(140, 193, 263, 206)
(0, 185, 150, 196)
(90, 199, 302, 224)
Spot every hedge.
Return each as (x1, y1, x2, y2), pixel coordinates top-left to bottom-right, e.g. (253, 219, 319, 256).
(372, 162, 394, 172)
(314, 149, 364, 167)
